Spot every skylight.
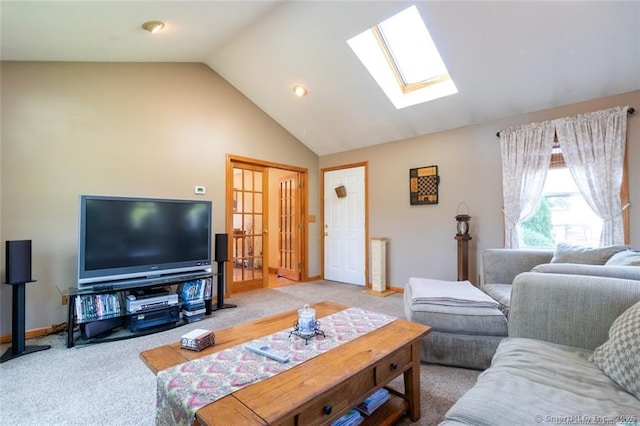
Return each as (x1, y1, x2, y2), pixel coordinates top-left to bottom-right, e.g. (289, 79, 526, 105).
(348, 5, 457, 109)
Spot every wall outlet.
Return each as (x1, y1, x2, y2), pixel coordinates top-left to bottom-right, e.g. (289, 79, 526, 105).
(61, 295, 68, 306)
(194, 186, 206, 194)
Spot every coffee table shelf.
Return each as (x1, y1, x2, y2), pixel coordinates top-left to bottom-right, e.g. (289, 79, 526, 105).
(362, 392, 409, 425)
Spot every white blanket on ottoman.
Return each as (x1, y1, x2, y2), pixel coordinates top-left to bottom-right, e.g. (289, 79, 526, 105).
(409, 277, 500, 309)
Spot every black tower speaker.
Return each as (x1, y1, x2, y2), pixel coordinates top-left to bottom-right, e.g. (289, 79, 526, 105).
(214, 233, 229, 262)
(212, 233, 235, 311)
(6, 240, 33, 284)
(2, 240, 51, 363)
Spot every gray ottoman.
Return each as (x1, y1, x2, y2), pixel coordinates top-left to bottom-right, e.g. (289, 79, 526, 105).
(403, 278, 508, 370)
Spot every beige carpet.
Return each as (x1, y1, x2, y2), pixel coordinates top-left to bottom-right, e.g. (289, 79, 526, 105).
(0, 280, 480, 425)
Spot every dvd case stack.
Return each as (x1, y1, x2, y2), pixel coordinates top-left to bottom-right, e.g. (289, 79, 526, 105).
(178, 279, 207, 323)
(75, 292, 122, 321)
(331, 409, 363, 426)
(180, 328, 215, 351)
(355, 388, 390, 416)
(202, 277, 212, 301)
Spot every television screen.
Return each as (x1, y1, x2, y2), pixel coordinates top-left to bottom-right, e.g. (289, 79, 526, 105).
(78, 195, 212, 288)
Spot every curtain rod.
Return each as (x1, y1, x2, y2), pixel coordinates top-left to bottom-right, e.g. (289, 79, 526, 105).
(495, 107, 635, 138)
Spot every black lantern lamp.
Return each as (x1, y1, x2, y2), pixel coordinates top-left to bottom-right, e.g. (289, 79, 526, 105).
(455, 214, 471, 235)
(455, 202, 471, 235)
(455, 203, 472, 281)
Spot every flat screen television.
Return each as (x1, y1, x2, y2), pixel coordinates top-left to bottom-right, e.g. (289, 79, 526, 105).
(78, 195, 212, 289)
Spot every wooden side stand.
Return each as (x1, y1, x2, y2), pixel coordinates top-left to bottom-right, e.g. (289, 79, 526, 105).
(364, 237, 396, 297)
(455, 234, 471, 281)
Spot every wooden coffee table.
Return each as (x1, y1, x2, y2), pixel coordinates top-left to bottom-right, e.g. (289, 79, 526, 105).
(140, 301, 431, 425)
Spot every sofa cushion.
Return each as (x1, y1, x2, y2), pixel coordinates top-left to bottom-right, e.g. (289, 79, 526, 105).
(482, 248, 553, 286)
(550, 243, 628, 265)
(444, 338, 640, 425)
(481, 283, 511, 317)
(531, 263, 640, 281)
(590, 301, 640, 399)
(407, 277, 500, 308)
(605, 249, 640, 267)
(404, 280, 506, 335)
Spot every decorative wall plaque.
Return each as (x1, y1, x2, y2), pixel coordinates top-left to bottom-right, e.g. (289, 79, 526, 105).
(410, 165, 439, 205)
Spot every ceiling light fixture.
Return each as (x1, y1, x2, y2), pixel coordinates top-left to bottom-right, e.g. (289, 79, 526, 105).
(292, 84, 308, 97)
(142, 21, 165, 34)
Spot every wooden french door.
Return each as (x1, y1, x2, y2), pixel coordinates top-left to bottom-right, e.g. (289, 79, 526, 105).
(231, 163, 268, 293)
(278, 173, 301, 281)
(226, 155, 309, 296)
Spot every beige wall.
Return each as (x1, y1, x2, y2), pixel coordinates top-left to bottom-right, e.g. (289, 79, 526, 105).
(320, 90, 640, 288)
(0, 62, 320, 334)
(1, 60, 637, 334)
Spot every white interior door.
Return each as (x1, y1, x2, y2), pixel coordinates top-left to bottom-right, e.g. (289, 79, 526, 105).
(323, 166, 365, 285)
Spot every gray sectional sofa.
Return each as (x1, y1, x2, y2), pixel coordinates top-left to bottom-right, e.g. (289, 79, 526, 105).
(480, 245, 640, 316)
(442, 247, 640, 425)
(480, 247, 554, 316)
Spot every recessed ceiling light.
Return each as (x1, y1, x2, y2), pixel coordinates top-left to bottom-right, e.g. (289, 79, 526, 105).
(292, 84, 308, 97)
(142, 21, 165, 34)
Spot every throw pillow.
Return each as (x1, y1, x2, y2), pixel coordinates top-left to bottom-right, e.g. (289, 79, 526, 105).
(550, 243, 629, 265)
(605, 250, 640, 267)
(590, 301, 640, 399)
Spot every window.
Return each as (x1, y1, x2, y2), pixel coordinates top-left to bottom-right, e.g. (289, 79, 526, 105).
(503, 107, 629, 248)
(521, 167, 603, 248)
(347, 5, 457, 109)
(519, 143, 619, 248)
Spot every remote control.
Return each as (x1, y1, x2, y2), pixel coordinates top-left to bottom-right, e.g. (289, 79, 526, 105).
(244, 341, 291, 363)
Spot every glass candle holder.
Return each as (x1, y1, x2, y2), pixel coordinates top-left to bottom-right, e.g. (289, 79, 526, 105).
(297, 304, 316, 336)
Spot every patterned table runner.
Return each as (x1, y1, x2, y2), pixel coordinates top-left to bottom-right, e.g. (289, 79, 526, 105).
(156, 307, 396, 426)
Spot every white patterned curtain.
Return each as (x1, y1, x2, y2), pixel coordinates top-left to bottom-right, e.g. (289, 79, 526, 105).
(500, 121, 555, 248)
(554, 106, 629, 245)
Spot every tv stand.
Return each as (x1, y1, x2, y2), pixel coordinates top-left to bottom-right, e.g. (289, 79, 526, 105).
(81, 270, 213, 292)
(62, 272, 214, 348)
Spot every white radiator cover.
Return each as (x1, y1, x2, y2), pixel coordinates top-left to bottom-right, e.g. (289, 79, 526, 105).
(371, 238, 387, 292)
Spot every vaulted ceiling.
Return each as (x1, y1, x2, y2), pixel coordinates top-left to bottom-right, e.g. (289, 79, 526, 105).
(2, 1, 639, 156)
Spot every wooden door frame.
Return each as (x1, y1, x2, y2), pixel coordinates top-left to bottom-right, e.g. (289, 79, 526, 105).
(320, 161, 370, 289)
(226, 154, 309, 296)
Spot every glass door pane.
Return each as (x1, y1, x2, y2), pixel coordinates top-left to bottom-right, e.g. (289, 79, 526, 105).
(278, 173, 301, 281)
(232, 165, 266, 291)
